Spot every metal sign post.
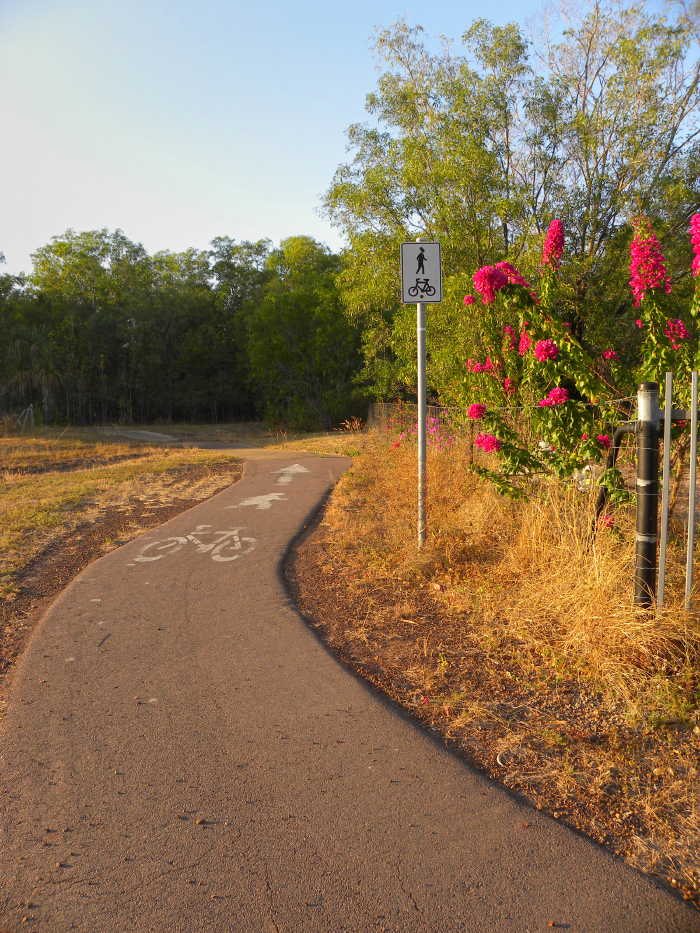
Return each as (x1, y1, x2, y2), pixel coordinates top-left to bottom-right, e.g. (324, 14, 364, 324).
(635, 382, 660, 608)
(658, 372, 673, 611)
(400, 239, 442, 548)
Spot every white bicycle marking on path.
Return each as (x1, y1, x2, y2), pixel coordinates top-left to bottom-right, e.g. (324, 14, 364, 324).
(130, 463, 310, 564)
(132, 525, 256, 564)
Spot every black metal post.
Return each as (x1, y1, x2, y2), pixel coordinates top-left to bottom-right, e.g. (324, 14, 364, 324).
(635, 382, 659, 607)
(594, 422, 636, 521)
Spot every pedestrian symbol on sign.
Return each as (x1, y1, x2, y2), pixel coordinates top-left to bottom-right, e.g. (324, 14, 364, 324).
(416, 248, 426, 274)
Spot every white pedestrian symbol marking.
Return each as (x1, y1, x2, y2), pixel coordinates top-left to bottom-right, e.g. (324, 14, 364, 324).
(271, 463, 310, 486)
(132, 526, 256, 563)
(227, 493, 287, 510)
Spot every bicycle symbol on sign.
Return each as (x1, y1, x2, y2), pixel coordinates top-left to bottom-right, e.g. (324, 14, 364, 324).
(133, 525, 256, 564)
(407, 278, 436, 298)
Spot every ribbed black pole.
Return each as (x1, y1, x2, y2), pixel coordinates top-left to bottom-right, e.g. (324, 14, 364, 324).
(635, 382, 659, 607)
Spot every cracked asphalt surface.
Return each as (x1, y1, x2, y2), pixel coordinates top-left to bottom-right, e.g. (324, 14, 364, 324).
(1, 453, 699, 932)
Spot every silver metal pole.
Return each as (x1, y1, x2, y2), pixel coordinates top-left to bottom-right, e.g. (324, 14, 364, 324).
(417, 298, 426, 548)
(685, 371, 698, 610)
(658, 372, 673, 610)
(416, 236, 426, 548)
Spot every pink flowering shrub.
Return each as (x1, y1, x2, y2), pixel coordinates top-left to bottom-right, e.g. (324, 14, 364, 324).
(453, 213, 697, 499)
(534, 339, 559, 362)
(542, 219, 565, 271)
(464, 294, 476, 306)
(629, 217, 671, 307)
(473, 266, 508, 304)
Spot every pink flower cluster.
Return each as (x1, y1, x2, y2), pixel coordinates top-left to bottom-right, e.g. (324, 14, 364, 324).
(496, 261, 538, 303)
(475, 433, 501, 453)
(466, 355, 501, 374)
(464, 294, 476, 306)
(603, 349, 617, 360)
(409, 417, 456, 450)
(534, 339, 559, 362)
(629, 218, 671, 307)
(691, 214, 700, 276)
(504, 377, 516, 394)
(518, 325, 531, 355)
(539, 387, 569, 407)
(597, 434, 611, 450)
(468, 403, 486, 420)
(496, 261, 529, 289)
(473, 266, 508, 304)
(542, 219, 565, 270)
(599, 514, 614, 530)
(504, 325, 516, 350)
(664, 318, 690, 350)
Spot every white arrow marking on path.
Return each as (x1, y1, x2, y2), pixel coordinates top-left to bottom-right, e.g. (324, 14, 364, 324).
(226, 493, 287, 511)
(271, 463, 311, 486)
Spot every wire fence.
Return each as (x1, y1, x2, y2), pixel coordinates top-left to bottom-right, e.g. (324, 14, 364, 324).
(367, 402, 460, 436)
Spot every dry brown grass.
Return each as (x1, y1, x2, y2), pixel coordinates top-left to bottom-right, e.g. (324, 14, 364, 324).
(0, 436, 241, 590)
(289, 432, 700, 906)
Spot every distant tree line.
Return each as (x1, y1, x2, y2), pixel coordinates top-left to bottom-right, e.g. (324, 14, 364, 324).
(0, 231, 365, 429)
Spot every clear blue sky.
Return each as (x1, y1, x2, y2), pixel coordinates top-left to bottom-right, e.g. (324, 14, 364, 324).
(0, 0, 568, 274)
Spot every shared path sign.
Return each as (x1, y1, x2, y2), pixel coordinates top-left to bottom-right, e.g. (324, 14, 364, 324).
(400, 241, 442, 304)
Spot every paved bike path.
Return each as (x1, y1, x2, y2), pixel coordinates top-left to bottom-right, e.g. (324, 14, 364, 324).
(1, 455, 698, 932)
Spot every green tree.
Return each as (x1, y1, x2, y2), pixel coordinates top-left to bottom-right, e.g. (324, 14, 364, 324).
(208, 237, 272, 419)
(324, 1, 700, 403)
(247, 237, 364, 429)
(29, 228, 149, 422)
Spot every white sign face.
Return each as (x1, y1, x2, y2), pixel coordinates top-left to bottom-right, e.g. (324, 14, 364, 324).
(400, 241, 442, 303)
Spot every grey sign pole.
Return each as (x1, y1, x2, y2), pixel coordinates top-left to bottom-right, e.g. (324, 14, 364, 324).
(400, 237, 441, 550)
(658, 372, 673, 611)
(416, 238, 426, 548)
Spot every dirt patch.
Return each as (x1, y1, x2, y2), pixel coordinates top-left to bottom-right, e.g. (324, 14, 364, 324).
(0, 459, 243, 706)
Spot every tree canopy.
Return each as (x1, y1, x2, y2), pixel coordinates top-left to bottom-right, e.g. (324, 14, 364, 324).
(324, 0, 700, 400)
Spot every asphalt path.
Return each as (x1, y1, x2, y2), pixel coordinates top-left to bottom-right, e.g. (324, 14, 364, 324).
(1, 454, 699, 932)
